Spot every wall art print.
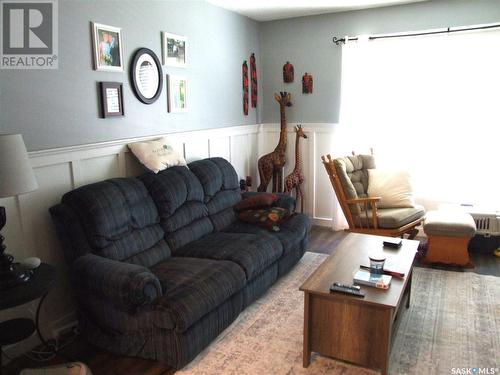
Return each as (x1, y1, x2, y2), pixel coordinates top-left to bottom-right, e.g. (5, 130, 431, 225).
(91, 22, 123, 71)
(162, 32, 187, 67)
(167, 75, 187, 113)
(99, 81, 124, 118)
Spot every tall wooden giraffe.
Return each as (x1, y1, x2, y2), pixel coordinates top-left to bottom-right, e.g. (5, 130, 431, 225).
(284, 125, 307, 212)
(257, 92, 292, 193)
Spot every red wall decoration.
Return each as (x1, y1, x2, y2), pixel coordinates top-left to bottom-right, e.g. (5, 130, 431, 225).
(250, 53, 257, 108)
(242, 60, 249, 115)
(302, 72, 313, 94)
(283, 61, 294, 83)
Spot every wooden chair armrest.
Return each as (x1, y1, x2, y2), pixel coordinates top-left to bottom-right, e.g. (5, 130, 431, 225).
(345, 197, 381, 204)
(346, 197, 380, 229)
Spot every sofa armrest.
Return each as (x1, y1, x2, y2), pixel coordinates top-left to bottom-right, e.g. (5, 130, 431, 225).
(73, 253, 162, 310)
(241, 192, 296, 212)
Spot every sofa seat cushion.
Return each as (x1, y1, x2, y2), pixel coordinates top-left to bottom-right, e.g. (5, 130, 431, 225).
(224, 213, 310, 257)
(174, 232, 283, 280)
(150, 257, 246, 332)
(360, 205, 425, 229)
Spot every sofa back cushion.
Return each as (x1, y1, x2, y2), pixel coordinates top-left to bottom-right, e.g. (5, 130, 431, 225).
(139, 166, 214, 252)
(188, 158, 241, 231)
(60, 178, 171, 268)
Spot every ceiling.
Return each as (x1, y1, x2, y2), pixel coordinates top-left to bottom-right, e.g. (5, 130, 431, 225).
(206, 0, 430, 22)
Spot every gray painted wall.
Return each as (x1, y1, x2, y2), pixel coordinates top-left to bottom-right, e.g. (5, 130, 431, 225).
(2, 0, 500, 150)
(0, 0, 261, 151)
(260, 0, 500, 123)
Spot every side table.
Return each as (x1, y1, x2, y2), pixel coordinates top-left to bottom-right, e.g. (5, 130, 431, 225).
(0, 264, 57, 374)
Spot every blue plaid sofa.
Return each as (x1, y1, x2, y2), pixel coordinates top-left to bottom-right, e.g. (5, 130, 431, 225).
(50, 157, 310, 368)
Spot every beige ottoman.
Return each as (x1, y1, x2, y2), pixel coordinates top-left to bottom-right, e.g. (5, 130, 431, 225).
(423, 210, 476, 267)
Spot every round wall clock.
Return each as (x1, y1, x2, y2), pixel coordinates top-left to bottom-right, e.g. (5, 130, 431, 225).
(130, 48, 163, 104)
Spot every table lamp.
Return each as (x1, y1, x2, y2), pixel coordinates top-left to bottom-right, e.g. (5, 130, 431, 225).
(0, 134, 38, 289)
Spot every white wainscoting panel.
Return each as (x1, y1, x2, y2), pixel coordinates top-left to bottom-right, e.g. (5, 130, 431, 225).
(313, 129, 337, 222)
(184, 138, 210, 163)
(209, 136, 231, 161)
(80, 155, 121, 186)
(0, 124, 259, 360)
(230, 135, 249, 181)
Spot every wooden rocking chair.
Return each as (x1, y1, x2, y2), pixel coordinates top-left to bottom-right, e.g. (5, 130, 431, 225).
(321, 153, 425, 239)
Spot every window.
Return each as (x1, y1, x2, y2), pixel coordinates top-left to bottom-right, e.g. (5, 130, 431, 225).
(339, 28, 500, 209)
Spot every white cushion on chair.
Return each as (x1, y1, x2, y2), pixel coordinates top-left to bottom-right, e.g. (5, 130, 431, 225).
(367, 169, 415, 208)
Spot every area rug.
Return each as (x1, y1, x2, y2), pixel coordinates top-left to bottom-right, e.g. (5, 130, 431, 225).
(177, 252, 500, 375)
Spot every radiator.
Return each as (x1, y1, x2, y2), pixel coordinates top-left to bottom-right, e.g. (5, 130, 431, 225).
(467, 210, 500, 236)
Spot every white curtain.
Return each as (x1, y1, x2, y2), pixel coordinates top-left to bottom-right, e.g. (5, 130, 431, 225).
(335, 28, 500, 228)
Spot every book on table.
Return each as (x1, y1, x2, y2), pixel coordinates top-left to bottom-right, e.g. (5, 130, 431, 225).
(353, 269, 392, 289)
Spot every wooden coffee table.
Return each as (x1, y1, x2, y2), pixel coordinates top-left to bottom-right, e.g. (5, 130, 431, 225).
(300, 233, 419, 375)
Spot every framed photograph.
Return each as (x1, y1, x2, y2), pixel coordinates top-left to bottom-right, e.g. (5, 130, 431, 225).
(91, 22, 124, 71)
(130, 48, 163, 104)
(99, 82, 124, 117)
(167, 75, 187, 113)
(162, 32, 187, 67)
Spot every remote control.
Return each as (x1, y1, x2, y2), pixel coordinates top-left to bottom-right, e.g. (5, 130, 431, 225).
(330, 283, 365, 297)
(383, 239, 402, 248)
(333, 282, 361, 291)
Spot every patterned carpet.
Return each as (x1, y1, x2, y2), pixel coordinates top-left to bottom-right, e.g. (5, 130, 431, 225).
(178, 252, 500, 375)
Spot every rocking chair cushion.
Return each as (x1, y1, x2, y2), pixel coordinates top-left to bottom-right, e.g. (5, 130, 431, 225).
(334, 155, 375, 200)
(359, 205, 425, 229)
(367, 169, 415, 208)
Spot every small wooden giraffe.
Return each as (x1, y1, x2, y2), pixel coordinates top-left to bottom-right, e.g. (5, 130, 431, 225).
(284, 125, 307, 212)
(257, 92, 292, 193)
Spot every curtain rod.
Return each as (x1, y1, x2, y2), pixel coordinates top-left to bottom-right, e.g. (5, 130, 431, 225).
(332, 23, 500, 45)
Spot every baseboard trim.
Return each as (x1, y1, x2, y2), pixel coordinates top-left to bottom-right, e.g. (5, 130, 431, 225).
(312, 217, 333, 227)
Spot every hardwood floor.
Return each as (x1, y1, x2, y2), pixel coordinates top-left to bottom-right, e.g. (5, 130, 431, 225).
(3, 226, 498, 375)
(307, 225, 348, 254)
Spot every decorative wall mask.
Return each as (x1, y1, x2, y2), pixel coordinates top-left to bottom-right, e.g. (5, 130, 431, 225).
(302, 72, 313, 94)
(283, 61, 294, 83)
(250, 53, 257, 108)
(242, 60, 249, 115)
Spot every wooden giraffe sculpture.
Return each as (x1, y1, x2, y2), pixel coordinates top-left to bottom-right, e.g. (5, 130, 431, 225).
(257, 92, 292, 192)
(284, 125, 307, 212)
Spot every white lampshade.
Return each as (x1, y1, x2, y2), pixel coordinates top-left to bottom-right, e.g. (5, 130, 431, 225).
(0, 134, 38, 198)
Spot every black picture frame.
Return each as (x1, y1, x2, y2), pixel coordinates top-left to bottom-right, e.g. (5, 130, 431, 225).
(130, 48, 163, 104)
(100, 82, 124, 118)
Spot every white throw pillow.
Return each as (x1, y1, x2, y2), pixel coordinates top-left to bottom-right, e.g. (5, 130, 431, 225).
(367, 169, 415, 208)
(128, 137, 186, 173)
